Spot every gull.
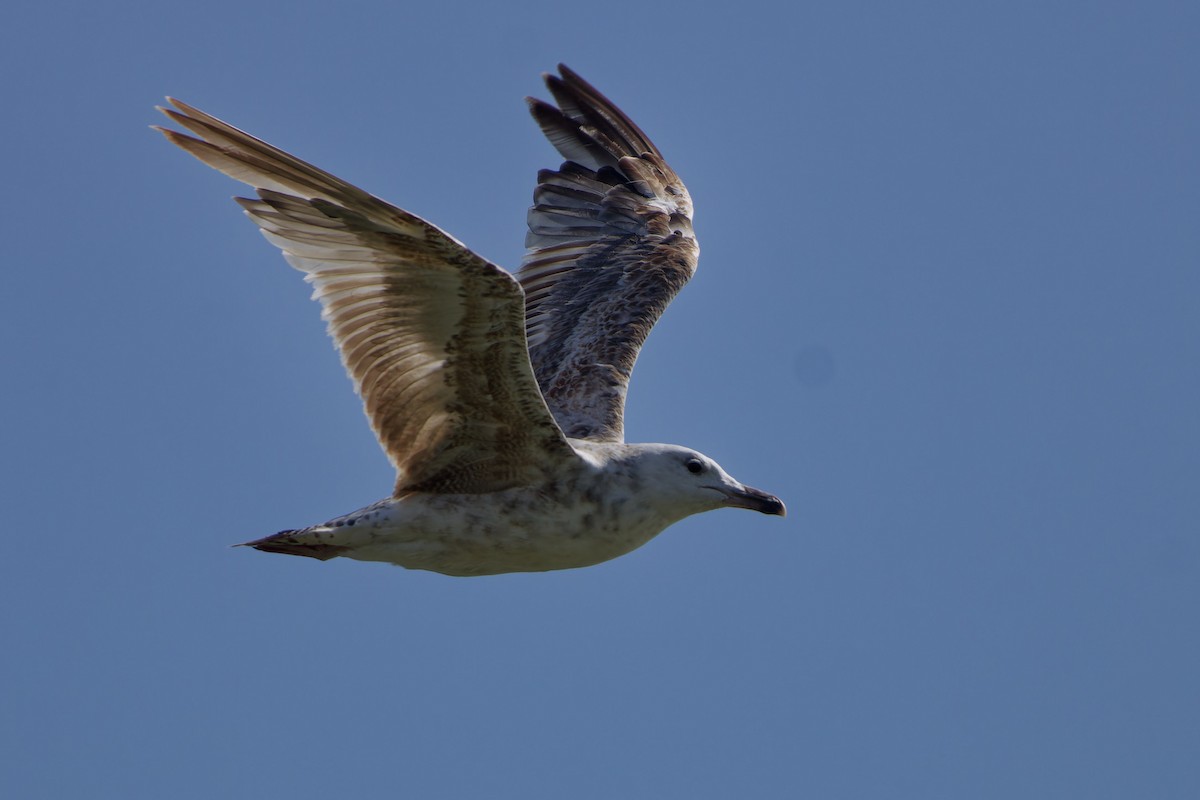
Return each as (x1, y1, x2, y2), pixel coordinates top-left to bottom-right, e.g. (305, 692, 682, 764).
(156, 65, 785, 576)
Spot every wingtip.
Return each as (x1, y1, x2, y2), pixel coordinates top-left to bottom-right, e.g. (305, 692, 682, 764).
(554, 64, 595, 94)
(526, 97, 569, 132)
(156, 106, 191, 129)
(162, 96, 194, 114)
(154, 125, 190, 146)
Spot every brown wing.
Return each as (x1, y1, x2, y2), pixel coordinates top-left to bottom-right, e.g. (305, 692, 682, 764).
(156, 99, 577, 494)
(520, 65, 699, 442)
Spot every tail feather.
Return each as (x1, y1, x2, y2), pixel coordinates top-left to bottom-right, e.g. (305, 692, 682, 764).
(237, 529, 349, 561)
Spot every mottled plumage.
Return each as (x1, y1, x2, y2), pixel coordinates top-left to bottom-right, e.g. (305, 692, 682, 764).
(157, 66, 784, 576)
(522, 67, 698, 441)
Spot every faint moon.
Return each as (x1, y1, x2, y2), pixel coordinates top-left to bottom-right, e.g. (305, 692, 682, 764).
(794, 345, 836, 388)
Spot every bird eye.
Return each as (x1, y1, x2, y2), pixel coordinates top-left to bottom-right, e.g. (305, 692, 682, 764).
(685, 458, 705, 475)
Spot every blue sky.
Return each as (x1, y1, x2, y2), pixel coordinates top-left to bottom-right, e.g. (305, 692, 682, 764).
(3, 1, 1198, 797)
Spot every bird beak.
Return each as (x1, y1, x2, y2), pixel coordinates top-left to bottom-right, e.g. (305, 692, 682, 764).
(716, 484, 787, 517)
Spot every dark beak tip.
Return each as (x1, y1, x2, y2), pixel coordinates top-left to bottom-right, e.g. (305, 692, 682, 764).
(764, 496, 787, 518)
(726, 485, 786, 517)
(716, 483, 787, 517)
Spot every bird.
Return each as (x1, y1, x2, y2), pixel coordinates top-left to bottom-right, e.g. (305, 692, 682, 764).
(156, 65, 785, 576)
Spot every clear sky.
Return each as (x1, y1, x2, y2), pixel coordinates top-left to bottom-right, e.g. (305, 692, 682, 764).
(3, 1, 1197, 797)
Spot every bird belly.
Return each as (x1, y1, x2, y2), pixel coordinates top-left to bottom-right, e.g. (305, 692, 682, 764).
(277, 489, 671, 577)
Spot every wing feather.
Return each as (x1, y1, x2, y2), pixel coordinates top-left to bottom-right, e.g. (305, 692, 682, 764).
(519, 66, 699, 442)
(156, 100, 576, 494)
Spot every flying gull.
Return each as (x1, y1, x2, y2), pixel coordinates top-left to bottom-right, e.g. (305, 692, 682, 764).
(156, 65, 785, 576)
